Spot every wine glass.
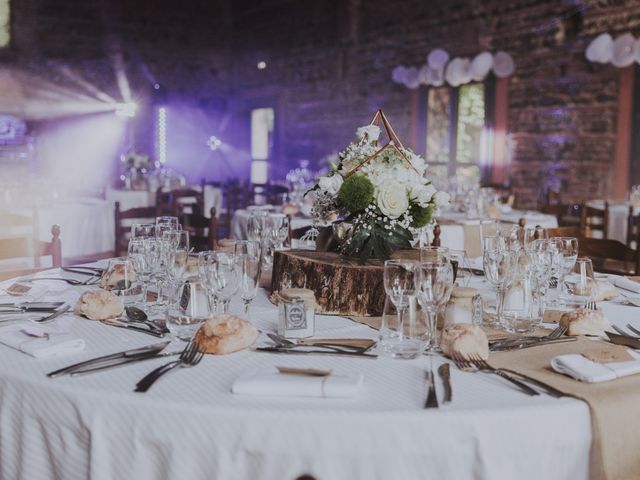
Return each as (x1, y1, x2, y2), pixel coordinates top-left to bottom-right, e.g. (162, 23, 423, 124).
(267, 213, 290, 250)
(414, 261, 454, 352)
(167, 280, 214, 341)
(383, 260, 418, 349)
(131, 223, 156, 239)
(209, 252, 240, 313)
(236, 251, 262, 318)
(551, 237, 579, 301)
(523, 226, 548, 251)
(163, 230, 190, 283)
(128, 238, 154, 309)
(418, 245, 450, 263)
(483, 248, 517, 327)
(156, 216, 179, 229)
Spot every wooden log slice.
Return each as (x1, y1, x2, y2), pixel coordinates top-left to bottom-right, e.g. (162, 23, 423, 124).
(271, 250, 420, 317)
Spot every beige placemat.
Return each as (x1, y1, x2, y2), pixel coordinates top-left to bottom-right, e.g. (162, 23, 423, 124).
(490, 337, 640, 480)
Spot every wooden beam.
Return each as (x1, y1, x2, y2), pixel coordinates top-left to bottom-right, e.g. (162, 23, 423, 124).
(491, 77, 509, 183)
(615, 65, 635, 197)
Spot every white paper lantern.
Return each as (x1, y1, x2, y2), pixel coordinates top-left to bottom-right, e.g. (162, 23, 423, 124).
(418, 64, 430, 85)
(445, 58, 471, 87)
(404, 66, 421, 89)
(426, 65, 445, 87)
(391, 65, 407, 84)
(585, 33, 613, 63)
(470, 51, 493, 81)
(612, 33, 636, 67)
(493, 51, 515, 78)
(427, 49, 449, 70)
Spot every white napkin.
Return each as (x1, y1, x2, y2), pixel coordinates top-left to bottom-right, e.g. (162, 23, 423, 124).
(232, 368, 364, 398)
(614, 277, 640, 294)
(0, 319, 84, 358)
(551, 350, 640, 383)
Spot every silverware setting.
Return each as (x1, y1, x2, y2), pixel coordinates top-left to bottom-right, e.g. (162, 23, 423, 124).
(256, 346, 378, 358)
(452, 353, 539, 396)
(0, 301, 65, 314)
(100, 318, 166, 337)
(22, 276, 100, 286)
(135, 340, 205, 392)
(489, 325, 570, 351)
(266, 333, 368, 354)
(424, 369, 439, 409)
(70, 351, 182, 376)
(48, 341, 171, 378)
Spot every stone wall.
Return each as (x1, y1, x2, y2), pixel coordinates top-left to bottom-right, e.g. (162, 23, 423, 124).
(6, 0, 640, 204)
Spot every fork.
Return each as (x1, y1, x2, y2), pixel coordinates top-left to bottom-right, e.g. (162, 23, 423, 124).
(627, 324, 640, 337)
(452, 353, 539, 396)
(490, 325, 567, 350)
(584, 300, 597, 310)
(467, 353, 566, 398)
(611, 324, 637, 338)
(134, 340, 204, 392)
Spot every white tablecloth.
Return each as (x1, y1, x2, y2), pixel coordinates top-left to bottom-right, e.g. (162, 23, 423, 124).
(106, 186, 223, 218)
(437, 210, 558, 255)
(0, 268, 596, 480)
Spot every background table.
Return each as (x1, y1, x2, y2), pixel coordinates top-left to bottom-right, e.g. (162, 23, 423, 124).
(231, 208, 312, 240)
(0, 269, 592, 480)
(106, 186, 223, 218)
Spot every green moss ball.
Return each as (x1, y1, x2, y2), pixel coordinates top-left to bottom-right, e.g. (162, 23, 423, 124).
(410, 204, 432, 228)
(338, 175, 375, 212)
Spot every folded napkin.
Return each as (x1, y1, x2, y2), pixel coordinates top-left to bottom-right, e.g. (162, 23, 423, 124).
(614, 277, 640, 294)
(551, 350, 640, 383)
(0, 319, 84, 358)
(232, 368, 364, 398)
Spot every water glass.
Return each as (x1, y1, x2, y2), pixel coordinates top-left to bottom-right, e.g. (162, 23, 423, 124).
(381, 260, 419, 358)
(523, 226, 548, 251)
(237, 251, 262, 318)
(419, 245, 450, 263)
(128, 238, 155, 309)
(210, 252, 240, 313)
(267, 213, 290, 250)
(551, 236, 579, 301)
(414, 261, 454, 352)
(563, 257, 596, 305)
(167, 280, 214, 341)
(379, 294, 423, 359)
(483, 249, 517, 327)
(502, 255, 542, 333)
(102, 257, 139, 304)
(131, 223, 156, 239)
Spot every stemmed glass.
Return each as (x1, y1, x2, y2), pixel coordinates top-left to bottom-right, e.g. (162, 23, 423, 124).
(209, 252, 240, 313)
(128, 238, 156, 309)
(414, 261, 454, 352)
(167, 280, 214, 341)
(155, 216, 180, 239)
(419, 245, 450, 263)
(483, 247, 517, 327)
(267, 214, 290, 250)
(236, 248, 262, 318)
(523, 226, 548, 251)
(551, 237, 579, 301)
(529, 239, 554, 311)
(163, 230, 190, 284)
(383, 260, 418, 347)
(198, 250, 218, 311)
(131, 223, 156, 239)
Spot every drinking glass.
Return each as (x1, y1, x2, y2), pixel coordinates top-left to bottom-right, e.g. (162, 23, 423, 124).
(236, 251, 262, 317)
(419, 245, 450, 263)
(523, 226, 548, 251)
(155, 216, 181, 239)
(102, 257, 138, 304)
(379, 294, 423, 359)
(198, 250, 218, 310)
(382, 260, 418, 356)
(163, 230, 190, 283)
(167, 280, 214, 341)
(563, 257, 596, 305)
(209, 252, 240, 313)
(529, 239, 554, 310)
(128, 238, 154, 309)
(415, 261, 454, 352)
(483, 248, 517, 327)
(267, 213, 290, 250)
(551, 236, 579, 301)
(131, 223, 156, 239)
(502, 251, 542, 333)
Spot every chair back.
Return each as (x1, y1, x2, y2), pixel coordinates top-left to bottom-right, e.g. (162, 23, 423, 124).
(627, 205, 640, 249)
(114, 202, 157, 257)
(0, 224, 61, 279)
(578, 237, 640, 275)
(222, 181, 250, 237)
(580, 201, 609, 238)
(181, 207, 218, 252)
(547, 226, 581, 238)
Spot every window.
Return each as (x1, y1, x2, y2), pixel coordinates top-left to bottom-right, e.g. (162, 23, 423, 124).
(250, 107, 274, 184)
(422, 80, 493, 183)
(0, 0, 9, 48)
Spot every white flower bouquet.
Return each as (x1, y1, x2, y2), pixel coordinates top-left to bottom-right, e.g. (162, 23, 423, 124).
(310, 110, 449, 262)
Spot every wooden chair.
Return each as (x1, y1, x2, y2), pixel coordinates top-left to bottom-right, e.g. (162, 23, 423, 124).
(578, 237, 640, 275)
(0, 224, 62, 280)
(181, 207, 218, 252)
(580, 201, 609, 238)
(627, 206, 640, 249)
(547, 226, 581, 238)
(155, 188, 204, 217)
(114, 202, 157, 257)
(266, 184, 290, 205)
(221, 180, 250, 238)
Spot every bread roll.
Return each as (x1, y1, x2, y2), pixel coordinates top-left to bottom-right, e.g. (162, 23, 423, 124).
(74, 289, 124, 320)
(194, 314, 258, 355)
(440, 323, 489, 360)
(560, 308, 611, 338)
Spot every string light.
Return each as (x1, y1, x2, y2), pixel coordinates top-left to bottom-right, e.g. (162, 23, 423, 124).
(157, 107, 167, 164)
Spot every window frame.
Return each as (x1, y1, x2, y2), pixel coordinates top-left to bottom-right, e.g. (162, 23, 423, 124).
(417, 74, 496, 184)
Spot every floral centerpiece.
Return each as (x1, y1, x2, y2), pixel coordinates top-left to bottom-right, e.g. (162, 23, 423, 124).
(311, 110, 449, 262)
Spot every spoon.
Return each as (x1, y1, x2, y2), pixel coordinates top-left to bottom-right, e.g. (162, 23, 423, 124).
(125, 306, 170, 333)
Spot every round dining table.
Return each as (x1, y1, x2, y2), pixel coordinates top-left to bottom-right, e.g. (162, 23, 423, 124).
(0, 267, 596, 480)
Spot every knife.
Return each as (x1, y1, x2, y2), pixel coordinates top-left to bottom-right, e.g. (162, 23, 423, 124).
(0, 302, 65, 313)
(100, 318, 166, 337)
(61, 267, 102, 277)
(490, 337, 577, 351)
(606, 331, 640, 349)
(438, 363, 452, 403)
(47, 341, 171, 378)
(69, 351, 182, 376)
(255, 346, 378, 359)
(425, 370, 439, 408)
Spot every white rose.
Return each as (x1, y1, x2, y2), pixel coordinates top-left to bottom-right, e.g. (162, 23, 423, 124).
(377, 182, 409, 218)
(318, 175, 343, 195)
(433, 191, 450, 207)
(411, 184, 435, 207)
(356, 125, 381, 143)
